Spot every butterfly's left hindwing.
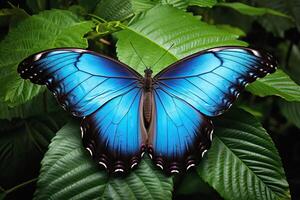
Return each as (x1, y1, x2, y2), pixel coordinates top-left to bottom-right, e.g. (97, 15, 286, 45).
(148, 88, 213, 173)
(18, 48, 146, 173)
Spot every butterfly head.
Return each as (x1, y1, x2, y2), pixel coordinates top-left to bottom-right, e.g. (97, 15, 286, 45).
(144, 68, 153, 77)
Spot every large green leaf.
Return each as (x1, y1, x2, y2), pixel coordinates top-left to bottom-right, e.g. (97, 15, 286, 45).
(116, 5, 246, 75)
(34, 121, 173, 200)
(247, 70, 300, 102)
(0, 91, 61, 120)
(198, 109, 290, 200)
(252, 0, 300, 34)
(189, 0, 217, 8)
(279, 101, 300, 129)
(216, 2, 291, 18)
(94, 0, 133, 21)
(0, 10, 93, 107)
(0, 115, 65, 199)
(26, 0, 47, 13)
(131, 0, 189, 13)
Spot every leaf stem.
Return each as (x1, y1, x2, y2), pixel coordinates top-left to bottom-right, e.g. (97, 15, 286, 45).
(86, 14, 107, 23)
(5, 178, 38, 194)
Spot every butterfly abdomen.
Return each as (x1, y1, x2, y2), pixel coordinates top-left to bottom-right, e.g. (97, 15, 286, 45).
(143, 91, 152, 127)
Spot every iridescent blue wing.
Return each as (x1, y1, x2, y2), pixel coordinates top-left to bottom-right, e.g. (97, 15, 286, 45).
(82, 87, 147, 173)
(18, 48, 142, 117)
(149, 46, 276, 173)
(148, 88, 213, 174)
(154, 47, 276, 116)
(18, 48, 146, 173)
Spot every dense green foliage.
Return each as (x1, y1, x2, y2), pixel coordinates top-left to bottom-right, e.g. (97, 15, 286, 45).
(0, 0, 299, 199)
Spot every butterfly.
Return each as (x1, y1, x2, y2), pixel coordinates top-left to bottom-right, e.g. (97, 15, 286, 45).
(18, 46, 276, 174)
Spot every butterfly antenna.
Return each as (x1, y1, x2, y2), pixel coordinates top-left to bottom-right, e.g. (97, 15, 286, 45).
(151, 43, 174, 69)
(130, 42, 148, 69)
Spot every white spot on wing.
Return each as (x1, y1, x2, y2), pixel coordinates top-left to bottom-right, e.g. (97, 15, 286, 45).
(156, 163, 163, 170)
(251, 49, 260, 57)
(99, 161, 107, 169)
(73, 49, 86, 53)
(86, 147, 93, 156)
(201, 150, 208, 158)
(186, 163, 195, 170)
(210, 130, 214, 141)
(131, 163, 138, 169)
(114, 168, 124, 173)
(80, 127, 84, 138)
(34, 53, 43, 61)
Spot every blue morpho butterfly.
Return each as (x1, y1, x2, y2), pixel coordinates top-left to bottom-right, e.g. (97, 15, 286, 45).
(18, 46, 276, 174)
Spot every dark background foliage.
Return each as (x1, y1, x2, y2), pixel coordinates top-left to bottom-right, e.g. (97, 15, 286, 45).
(0, 0, 299, 199)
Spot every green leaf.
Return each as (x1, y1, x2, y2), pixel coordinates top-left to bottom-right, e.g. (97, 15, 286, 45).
(26, 0, 47, 13)
(215, 24, 246, 37)
(78, 0, 99, 13)
(198, 109, 290, 200)
(34, 121, 173, 200)
(0, 7, 29, 28)
(0, 8, 25, 17)
(216, 2, 291, 18)
(131, 0, 158, 13)
(0, 115, 65, 197)
(116, 5, 246, 75)
(247, 70, 300, 102)
(279, 101, 300, 129)
(94, 0, 133, 21)
(189, 0, 217, 8)
(251, 0, 300, 34)
(161, 0, 189, 10)
(0, 10, 93, 107)
(94, 0, 189, 20)
(0, 91, 61, 120)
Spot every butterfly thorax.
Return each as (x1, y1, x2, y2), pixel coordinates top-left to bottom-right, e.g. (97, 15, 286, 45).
(143, 69, 153, 128)
(143, 68, 153, 91)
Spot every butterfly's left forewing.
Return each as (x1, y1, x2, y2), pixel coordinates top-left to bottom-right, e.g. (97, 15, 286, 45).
(18, 48, 146, 173)
(150, 47, 276, 173)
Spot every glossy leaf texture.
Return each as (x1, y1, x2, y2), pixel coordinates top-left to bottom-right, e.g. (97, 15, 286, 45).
(251, 0, 300, 35)
(116, 5, 247, 75)
(131, 0, 189, 13)
(0, 9, 93, 107)
(34, 121, 173, 200)
(247, 70, 300, 102)
(98, 0, 216, 16)
(0, 91, 60, 120)
(94, 0, 133, 21)
(0, 114, 66, 199)
(279, 101, 300, 129)
(197, 109, 290, 200)
(189, 0, 217, 8)
(216, 2, 290, 18)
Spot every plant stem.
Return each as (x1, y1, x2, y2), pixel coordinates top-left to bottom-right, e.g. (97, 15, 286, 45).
(5, 178, 38, 194)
